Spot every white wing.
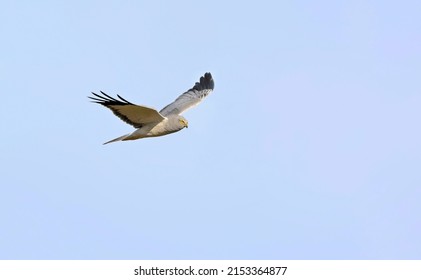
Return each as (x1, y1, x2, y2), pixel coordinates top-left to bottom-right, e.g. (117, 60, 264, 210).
(89, 91, 165, 128)
(159, 72, 214, 116)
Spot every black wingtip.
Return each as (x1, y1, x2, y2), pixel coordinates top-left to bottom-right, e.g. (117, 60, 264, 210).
(88, 91, 134, 106)
(193, 72, 214, 91)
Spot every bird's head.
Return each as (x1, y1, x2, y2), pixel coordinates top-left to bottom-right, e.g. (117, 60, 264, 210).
(178, 117, 188, 128)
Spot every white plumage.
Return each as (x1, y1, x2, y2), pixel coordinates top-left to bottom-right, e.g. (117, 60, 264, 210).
(89, 72, 214, 144)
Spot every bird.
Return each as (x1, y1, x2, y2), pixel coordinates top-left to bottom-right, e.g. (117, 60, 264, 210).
(89, 72, 214, 144)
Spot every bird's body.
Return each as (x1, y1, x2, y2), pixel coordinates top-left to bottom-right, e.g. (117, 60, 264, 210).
(104, 115, 188, 144)
(89, 73, 214, 144)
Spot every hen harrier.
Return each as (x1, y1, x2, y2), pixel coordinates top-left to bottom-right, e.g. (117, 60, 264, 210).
(89, 72, 214, 144)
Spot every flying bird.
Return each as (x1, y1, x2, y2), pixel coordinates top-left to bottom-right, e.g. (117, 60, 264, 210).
(89, 72, 214, 144)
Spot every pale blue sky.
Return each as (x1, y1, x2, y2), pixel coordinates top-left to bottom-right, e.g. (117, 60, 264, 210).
(1, 0, 420, 259)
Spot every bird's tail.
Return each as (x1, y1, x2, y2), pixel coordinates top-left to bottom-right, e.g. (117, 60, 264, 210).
(103, 134, 130, 145)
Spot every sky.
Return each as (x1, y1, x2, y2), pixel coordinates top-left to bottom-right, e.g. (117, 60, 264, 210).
(1, 0, 420, 259)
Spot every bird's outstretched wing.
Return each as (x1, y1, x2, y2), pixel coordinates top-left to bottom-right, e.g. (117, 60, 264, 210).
(159, 72, 214, 116)
(89, 91, 165, 128)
